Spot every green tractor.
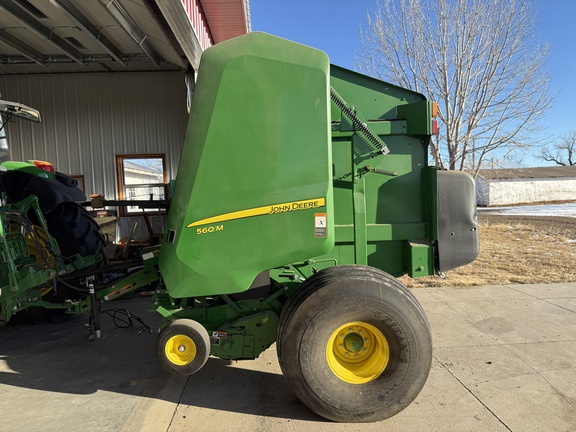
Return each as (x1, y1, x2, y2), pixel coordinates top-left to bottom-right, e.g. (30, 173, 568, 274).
(0, 98, 104, 321)
(0, 32, 478, 422)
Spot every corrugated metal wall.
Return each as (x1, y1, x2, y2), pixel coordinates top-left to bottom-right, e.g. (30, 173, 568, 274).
(0, 71, 188, 198)
(0, 71, 188, 242)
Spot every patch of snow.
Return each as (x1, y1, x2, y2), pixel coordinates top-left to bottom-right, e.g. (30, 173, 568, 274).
(479, 203, 576, 218)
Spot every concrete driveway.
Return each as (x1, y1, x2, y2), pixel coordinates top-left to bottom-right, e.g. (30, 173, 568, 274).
(1, 283, 575, 432)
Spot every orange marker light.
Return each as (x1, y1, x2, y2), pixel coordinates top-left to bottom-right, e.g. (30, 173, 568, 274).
(32, 160, 55, 172)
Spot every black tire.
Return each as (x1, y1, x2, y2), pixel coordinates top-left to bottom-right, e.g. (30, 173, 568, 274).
(156, 319, 211, 375)
(277, 265, 432, 423)
(44, 202, 105, 302)
(45, 202, 105, 259)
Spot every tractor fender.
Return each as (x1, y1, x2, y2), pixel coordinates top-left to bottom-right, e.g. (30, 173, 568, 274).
(0, 170, 86, 213)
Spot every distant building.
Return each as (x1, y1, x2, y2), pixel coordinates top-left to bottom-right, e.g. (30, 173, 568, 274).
(476, 166, 576, 206)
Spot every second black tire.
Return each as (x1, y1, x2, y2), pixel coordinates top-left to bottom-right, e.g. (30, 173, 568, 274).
(44, 201, 105, 303)
(277, 265, 432, 423)
(45, 201, 105, 259)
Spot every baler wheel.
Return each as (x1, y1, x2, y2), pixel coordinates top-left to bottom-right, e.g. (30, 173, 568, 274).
(276, 265, 432, 422)
(156, 319, 210, 375)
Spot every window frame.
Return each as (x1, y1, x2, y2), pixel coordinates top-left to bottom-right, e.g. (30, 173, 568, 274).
(115, 153, 168, 217)
(70, 174, 85, 194)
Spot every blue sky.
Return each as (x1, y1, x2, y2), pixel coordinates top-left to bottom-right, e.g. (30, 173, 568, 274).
(250, 0, 576, 167)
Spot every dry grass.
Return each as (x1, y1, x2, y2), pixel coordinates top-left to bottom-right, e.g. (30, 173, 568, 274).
(400, 214, 576, 288)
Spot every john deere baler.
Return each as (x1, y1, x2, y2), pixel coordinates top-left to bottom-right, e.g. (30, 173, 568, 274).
(151, 32, 478, 423)
(0, 31, 478, 424)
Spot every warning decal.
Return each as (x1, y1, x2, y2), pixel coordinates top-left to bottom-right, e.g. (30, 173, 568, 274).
(315, 213, 327, 238)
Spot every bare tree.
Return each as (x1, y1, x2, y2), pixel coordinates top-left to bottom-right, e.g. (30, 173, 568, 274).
(538, 130, 576, 166)
(359, 0, 553, 174)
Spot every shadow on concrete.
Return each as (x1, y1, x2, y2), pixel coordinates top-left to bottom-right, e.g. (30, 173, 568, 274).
(174, 356, 323, 422)
(0, 297, 320, 422)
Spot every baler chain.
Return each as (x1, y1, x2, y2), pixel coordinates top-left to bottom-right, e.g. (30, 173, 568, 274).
(330, 88, 389, 156)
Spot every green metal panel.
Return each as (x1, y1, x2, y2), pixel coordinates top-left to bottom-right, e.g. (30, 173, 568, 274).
(407, 241, 435, 277)
(328, 66, 437, 276)
(160, 32, 334, 298)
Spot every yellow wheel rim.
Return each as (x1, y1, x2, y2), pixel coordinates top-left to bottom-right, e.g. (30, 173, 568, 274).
(165, 334, 197, 366)
(326, 321, 390, 384)
(25, 225, 56, 296)
(25, 225, 56, 267)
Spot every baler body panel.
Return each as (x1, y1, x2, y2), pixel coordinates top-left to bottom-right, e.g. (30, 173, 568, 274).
(327, 66, 437, 277)
(160, 32, 334, 298)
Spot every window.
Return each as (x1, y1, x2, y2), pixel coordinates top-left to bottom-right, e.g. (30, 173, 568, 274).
(116, 154, 167, 216)
(70, 174, 85, 193)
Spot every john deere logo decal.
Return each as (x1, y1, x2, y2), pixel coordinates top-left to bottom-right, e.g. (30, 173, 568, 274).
(187, 198, 326, 228)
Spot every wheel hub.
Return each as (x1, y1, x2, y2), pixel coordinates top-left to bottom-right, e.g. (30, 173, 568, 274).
(344, 332, 364, 353)
(326, 321, 390, 384)
(165, 335, 197, 366)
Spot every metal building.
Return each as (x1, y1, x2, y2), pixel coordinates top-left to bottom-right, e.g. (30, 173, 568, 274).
(0, 0, 250, 240)
(476, 166, 576, 206)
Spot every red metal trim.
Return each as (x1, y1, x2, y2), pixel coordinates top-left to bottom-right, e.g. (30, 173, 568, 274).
(181, 0, 214, 50)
